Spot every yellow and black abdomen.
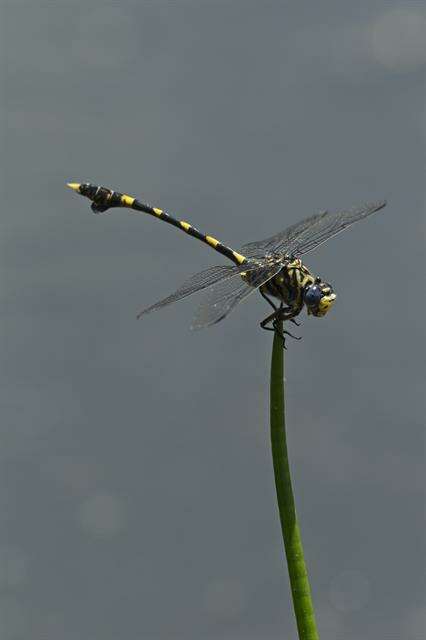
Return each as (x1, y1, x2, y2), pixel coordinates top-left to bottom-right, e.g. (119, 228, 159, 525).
(68, 182, 247, 266)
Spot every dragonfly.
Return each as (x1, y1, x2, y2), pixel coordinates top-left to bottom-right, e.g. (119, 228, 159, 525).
(67, 182, 386, 343)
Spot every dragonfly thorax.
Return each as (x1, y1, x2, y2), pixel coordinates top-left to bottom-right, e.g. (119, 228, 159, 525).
(261, 260, 336, 318)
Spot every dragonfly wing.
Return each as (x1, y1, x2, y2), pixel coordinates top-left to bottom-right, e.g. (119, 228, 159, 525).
(191, 262, 283, 329)
(137, 265, 242, 318)
(241, 201, 386, 259)
(241, 211, 327, 258)
(137, 263, 259, 318)
(291, 201, 387, 257)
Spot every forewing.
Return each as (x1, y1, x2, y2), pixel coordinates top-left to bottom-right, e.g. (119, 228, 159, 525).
(241, 201, 386, 259)
(291, 201, 387, 257)
(241, 211, 327, 258)
(191, 262, 283, 329)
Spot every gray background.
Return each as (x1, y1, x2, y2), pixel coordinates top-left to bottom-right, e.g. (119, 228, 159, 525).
(1, 1, 425, 638)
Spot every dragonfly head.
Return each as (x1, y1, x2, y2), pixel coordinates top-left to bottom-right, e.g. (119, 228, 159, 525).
(304, 278, 336, 317)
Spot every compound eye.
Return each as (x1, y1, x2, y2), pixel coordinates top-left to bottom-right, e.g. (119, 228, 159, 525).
(304, 284, 323, 306)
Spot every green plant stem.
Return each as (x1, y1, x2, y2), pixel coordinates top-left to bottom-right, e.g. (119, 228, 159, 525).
(270, 323, 319, 640)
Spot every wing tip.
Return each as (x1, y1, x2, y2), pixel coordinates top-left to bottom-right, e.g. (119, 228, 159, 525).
(136, 308, 150, 319)
(375, 199, 387, 211)
(190, 313, 226, 331)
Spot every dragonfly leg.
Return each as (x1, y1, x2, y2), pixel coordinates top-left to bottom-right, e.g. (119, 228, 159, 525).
(261, 323, 287, 348)
(260, 307, 302, 346)
(260, 289, 278, 311)
(289, 317, 301, 326)
(260, 309, 280, 330)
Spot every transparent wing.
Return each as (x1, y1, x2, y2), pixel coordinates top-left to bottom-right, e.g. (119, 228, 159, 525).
(241, 211, 327, 258)
(191, 262, 283, 329)
(291, 201, 387, 257)
(137, 264, 243, 318)
(241, 201, 386, 259)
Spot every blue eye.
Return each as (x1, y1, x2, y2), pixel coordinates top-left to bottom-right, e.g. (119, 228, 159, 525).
(304, 285, 322, 306)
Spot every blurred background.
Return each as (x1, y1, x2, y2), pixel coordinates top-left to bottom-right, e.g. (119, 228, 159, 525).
(1, 1, 425, 638)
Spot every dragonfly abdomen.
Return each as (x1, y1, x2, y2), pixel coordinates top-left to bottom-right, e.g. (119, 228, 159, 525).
(67, 182, 247, 267)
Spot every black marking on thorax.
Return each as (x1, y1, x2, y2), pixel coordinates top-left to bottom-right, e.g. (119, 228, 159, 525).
(263, 259, 315, 307)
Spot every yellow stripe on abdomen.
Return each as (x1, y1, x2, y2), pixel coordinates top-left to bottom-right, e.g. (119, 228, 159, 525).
(121, 194, 135, 207)
(231, 251, 246, 265)
(205, 235, 219, 248)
